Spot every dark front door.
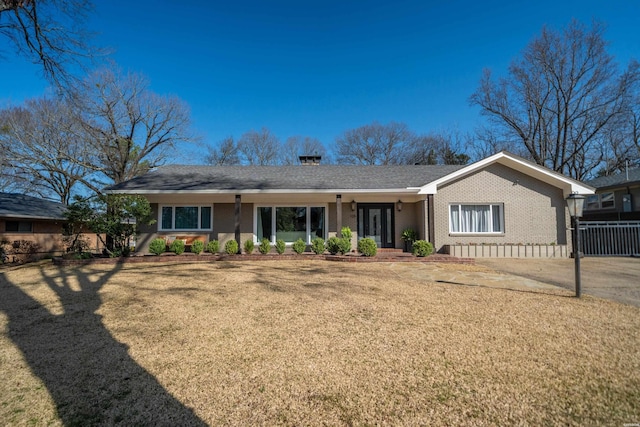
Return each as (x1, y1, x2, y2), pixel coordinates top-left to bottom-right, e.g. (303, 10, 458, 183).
(357, 204, 394, 248)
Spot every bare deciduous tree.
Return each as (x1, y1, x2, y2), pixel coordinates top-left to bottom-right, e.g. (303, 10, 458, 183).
(336, 121, 414, 165)
(281, 136, 328, 165)
(206, 136, 240, 165)
(237, 127, 280, 165)
(70, 67, 197, 186)
(0, 0, 97, 86)
(470, 20, 640, 179)
(0, 98, 91, 202)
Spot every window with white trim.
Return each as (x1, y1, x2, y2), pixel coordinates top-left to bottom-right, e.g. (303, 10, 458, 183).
(256, 205, 326, 243)
(449, 204, 503, 234)
(159, 205, 212, 230)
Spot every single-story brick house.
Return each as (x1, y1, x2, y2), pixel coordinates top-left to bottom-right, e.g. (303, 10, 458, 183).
(0, 193, 69, 261)
(104, 151, 594, 257)
(584, 167, 640, 221)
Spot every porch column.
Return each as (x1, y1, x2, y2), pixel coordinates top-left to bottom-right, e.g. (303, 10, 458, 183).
(336, 194, 342, 237)
(427, 194, 435, 248)
(234, 194, 242, 254)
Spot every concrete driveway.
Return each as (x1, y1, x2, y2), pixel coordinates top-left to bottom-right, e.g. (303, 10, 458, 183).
(476, 257, 640, 307)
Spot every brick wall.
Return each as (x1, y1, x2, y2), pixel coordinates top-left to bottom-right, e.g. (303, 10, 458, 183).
(434, 163, 569, 253)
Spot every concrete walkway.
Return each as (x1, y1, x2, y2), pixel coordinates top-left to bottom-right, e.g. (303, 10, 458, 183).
(389, 262, 564, 293)
(477, 257, 640, 307)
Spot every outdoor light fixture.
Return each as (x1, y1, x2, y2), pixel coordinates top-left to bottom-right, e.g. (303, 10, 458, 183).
(397, 200, 403, 212)
(566, 193, 586, 298)
(351, 200, 356, 211)
(566, 193, 585, 218)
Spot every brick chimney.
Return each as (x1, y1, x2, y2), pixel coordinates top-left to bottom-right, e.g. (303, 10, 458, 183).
(299, 155, 322, 165)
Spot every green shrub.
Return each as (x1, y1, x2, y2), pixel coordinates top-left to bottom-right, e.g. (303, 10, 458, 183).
(412, 240, 434, 257)
(358, 238, 378, 257)
(338, 237, 351, 254)
(326, 236, 341, 255)
(243, 239, 255, 254)
(224, 239, 239, 255)
(341, 226, 352, 240)
(170, 239, 185, 255)
(149, 238, 167, 255)
(259, 238, 271, 255)
(401, 227, 418, 243)
(191, 240, 204, 255)
(74, 252, 92, 260)
(311, 237, 325, 255)
(275, 239, 286, 254)
(292, 238, 306, 254)
(206, 240, 219, 254)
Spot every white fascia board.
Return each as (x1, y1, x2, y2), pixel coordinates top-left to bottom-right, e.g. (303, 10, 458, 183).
(418, 152, 595, 195)
(105, 188, 421, 195)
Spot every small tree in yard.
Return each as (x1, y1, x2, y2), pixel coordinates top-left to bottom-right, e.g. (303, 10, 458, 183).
(65, 194, 155, 257)
(63, 195, 94, 255)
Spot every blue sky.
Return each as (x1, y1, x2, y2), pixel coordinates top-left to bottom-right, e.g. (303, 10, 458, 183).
(1, 0, 639, 162)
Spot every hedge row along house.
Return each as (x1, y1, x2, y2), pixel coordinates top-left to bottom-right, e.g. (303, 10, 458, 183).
(104, 151, 594, 258)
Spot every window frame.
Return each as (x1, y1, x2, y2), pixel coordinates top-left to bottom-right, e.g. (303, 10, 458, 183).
(254, 204, 328, 244)
(158, 204, 213, 231)
(449, 203, 504, 235)
(585, 192, 615, 210)
(5, 220, 33, 233)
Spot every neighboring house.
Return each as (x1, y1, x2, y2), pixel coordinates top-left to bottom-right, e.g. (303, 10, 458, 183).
(584, 167, 640, 221)
(104, 151, 594, 257)
(0, 193, 68, 261)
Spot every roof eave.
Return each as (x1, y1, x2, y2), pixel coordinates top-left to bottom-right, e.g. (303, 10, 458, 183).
(105, 188, 421, 195)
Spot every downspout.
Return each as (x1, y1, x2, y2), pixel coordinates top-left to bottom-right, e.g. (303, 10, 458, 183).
(336, 194, 342, 237)
(234, 194, 242, 254)
(427, 194, 435, 249)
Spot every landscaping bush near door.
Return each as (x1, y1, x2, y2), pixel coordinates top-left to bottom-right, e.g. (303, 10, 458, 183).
(412, 240, 433, 257)
(358, 238, 378, 257)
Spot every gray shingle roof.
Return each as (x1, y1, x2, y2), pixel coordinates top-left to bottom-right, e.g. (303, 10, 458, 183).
(0, 193, 67, 220)
(587, 168, 640, 189)
(104, 164, 467, 192)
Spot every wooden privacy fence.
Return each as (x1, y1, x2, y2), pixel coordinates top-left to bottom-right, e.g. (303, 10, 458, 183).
(580, 221, 640, 256)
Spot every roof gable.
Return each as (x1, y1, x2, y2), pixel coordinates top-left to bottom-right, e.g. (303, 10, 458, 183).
(416, 152, 595, 196)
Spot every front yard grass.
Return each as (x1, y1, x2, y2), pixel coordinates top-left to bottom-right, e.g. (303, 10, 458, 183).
(1, 261, 638, 426)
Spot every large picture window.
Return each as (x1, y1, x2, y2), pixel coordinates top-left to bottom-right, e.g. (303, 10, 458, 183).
(449, 204, 503, 234)
(160, 205, 212, 230)
(256, 205, 326, 243)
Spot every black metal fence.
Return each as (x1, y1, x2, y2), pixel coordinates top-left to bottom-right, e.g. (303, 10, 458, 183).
(581, 221, 640, 256)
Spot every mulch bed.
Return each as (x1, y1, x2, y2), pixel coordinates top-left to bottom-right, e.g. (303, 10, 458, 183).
(52, 252, 474, 266)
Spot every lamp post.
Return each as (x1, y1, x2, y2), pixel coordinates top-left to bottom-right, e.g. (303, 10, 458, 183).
(566, 193, 585, 297)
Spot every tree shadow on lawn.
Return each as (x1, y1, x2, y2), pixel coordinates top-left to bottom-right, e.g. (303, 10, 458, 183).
(0, 264, 207, 426)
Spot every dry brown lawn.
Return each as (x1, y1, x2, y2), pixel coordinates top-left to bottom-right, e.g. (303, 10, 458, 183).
(1, 260, 639, 426)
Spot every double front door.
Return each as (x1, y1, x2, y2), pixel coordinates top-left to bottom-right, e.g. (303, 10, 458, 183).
(357, 204, 394, 248)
